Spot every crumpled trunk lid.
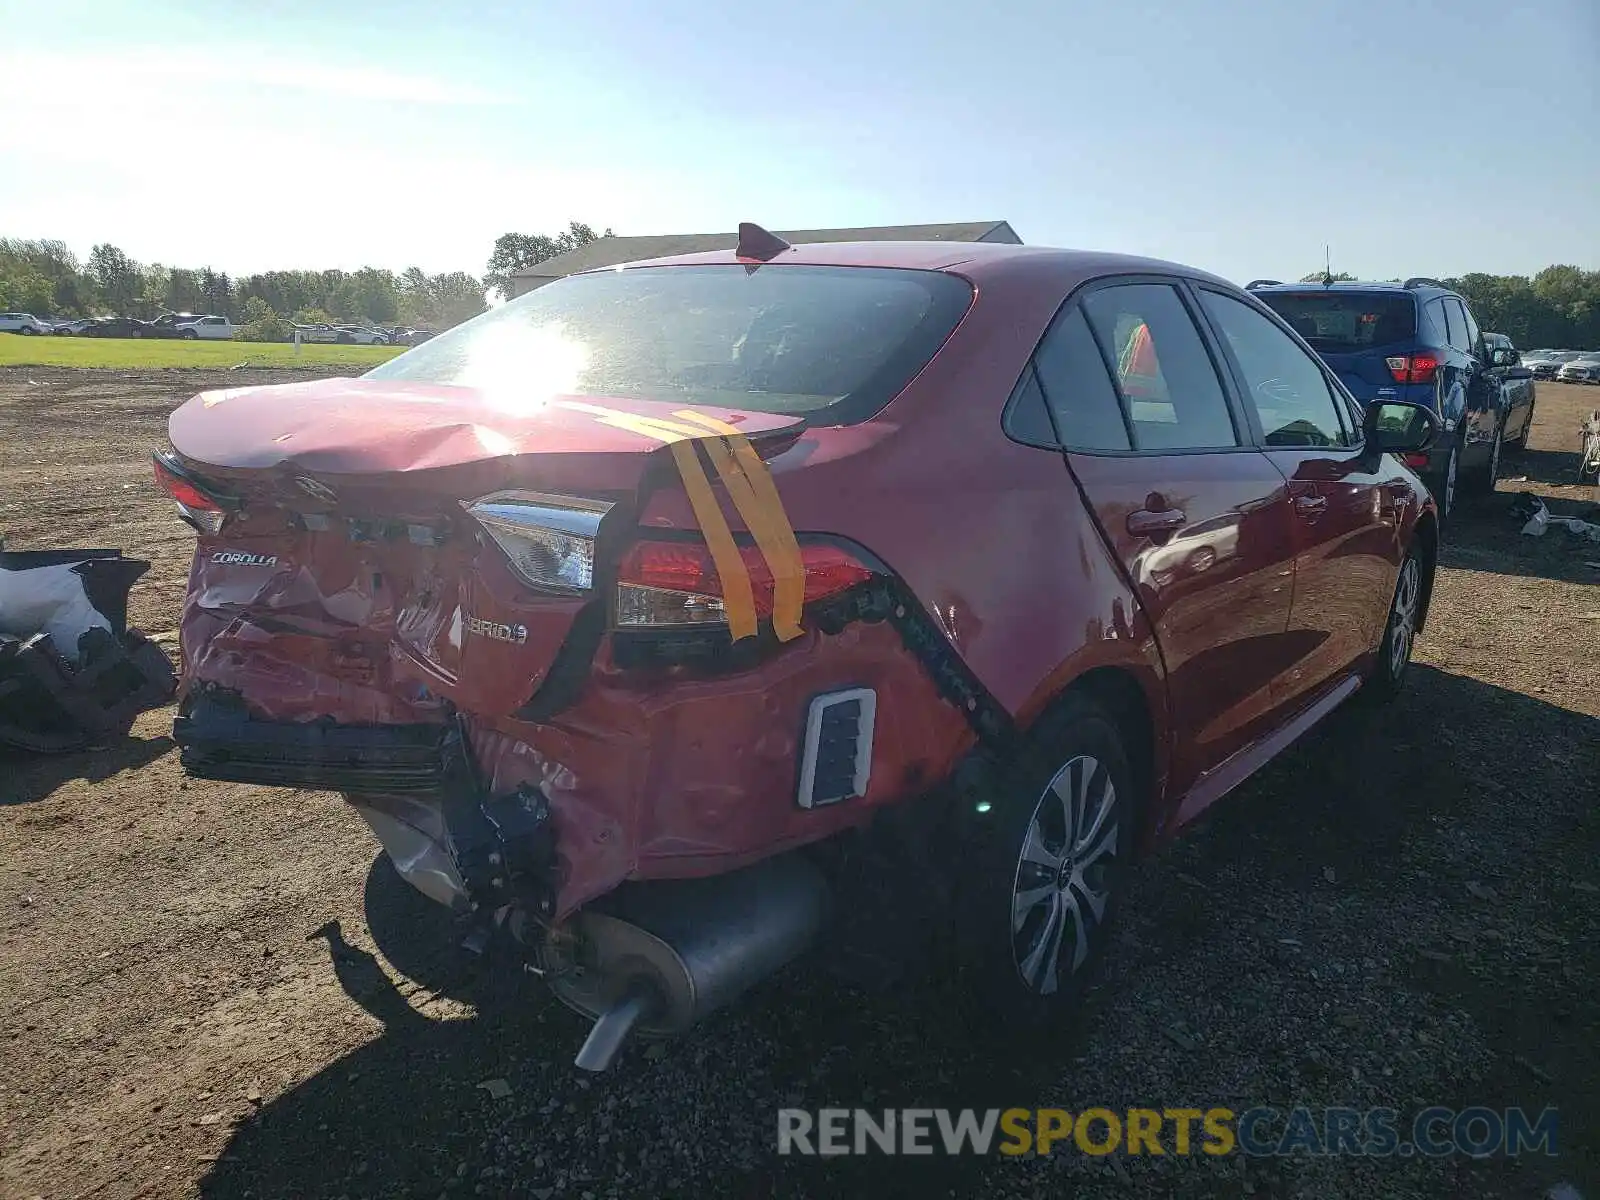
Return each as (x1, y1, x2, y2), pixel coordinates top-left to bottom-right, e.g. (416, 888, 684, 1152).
(167, 377, 802, 725)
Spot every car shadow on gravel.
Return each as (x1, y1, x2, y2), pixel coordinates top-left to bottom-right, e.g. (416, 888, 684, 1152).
(198, 667, 1598, 1200)
(0, 731, 172, 805)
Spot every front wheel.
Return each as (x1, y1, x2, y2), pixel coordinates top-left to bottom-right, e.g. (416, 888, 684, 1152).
(1364, 548, 1423, 702)
(961, 696, 1135, 1025)
(18, 326, 36, 336)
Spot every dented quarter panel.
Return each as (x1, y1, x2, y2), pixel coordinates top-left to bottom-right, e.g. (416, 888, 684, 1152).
(471, 619, 972, 916)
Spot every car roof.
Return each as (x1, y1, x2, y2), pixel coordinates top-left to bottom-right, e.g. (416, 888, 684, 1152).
(1247, 280, 1460, 300)
(581, 239, 1240, 293)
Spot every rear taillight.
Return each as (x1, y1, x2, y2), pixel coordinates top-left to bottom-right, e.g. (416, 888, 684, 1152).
(1401, 452, 1430, 469)
(615, 539, 875, 631)
(153, 452, 233, 535)
(1385, 351, 1440, 385)
(464, 492, 612, 594)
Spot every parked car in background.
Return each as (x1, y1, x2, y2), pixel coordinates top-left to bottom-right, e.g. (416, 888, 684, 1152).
(292, 323, 387, 345)
(51, 318, 99, 336)
(173, 315, 237, 341)
(0, 312, 52, 335)
(1246, 277, 1502, 520)
(159, 235, 1442, 1068)
(1483, 332, 1537, 446)
(80, 317, 156, 338)
(385, 327, 435, 347)
(1557, 358, 1600, 385)
(1528, 351, 1587, 381)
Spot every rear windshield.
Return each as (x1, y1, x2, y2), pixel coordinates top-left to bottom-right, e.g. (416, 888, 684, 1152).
(1255, 291, 1417, 351)
(365, 264, 974, 424)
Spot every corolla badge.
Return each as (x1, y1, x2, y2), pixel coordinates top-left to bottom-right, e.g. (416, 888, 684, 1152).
(211, 550, 277, 566)
(294, 476, 338, 503)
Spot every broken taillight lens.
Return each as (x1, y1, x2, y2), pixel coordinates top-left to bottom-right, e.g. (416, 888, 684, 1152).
(614, 539, 875, 630)
(464, 492, 612, 594)
(153, 452, 232, 535)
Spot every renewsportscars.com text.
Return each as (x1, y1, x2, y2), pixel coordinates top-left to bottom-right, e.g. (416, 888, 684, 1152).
(777, 1106, 1559, 1158)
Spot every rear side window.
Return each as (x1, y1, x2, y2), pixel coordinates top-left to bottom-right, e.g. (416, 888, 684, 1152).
(1080, 284, 1238, 450)
(1255, 291, 1417, 351)
(365, 264, 973, 425)
(1032, 307, 1131, 451)
(1444, 298, 1473, 352)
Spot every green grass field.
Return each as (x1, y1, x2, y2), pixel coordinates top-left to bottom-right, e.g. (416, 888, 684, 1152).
(0, 335, 404, 371)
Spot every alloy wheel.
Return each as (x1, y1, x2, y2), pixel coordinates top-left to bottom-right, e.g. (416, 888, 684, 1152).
(1388, 557, 1421, 679)
(1010, 754, 1120, 996)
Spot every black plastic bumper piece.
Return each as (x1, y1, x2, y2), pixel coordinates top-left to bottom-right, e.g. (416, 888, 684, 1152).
(0, 628, 176, 754)
(174, 697, 453, 795)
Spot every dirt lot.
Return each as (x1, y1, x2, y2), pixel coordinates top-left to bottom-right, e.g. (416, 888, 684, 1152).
(2, 368, 1597, 1200)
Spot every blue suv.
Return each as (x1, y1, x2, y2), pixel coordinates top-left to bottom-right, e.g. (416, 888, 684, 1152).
(1246, 277, 1502, 520)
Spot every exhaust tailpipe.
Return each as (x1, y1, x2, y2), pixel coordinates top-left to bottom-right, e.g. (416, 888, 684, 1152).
(551, 853, 830, 1071)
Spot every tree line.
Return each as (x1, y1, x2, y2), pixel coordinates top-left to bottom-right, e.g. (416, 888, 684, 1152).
(3, 229, 1594, 350)
(0, 223, 611, 341)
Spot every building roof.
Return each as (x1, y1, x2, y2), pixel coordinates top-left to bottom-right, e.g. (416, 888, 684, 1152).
(510, 221, 1020, 280)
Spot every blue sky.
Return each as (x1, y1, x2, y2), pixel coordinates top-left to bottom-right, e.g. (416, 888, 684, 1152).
(1, 0, 1594, 286)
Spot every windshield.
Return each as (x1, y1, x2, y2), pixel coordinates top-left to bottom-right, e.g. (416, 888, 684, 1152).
(1256, 291, 1417, 351)
(365, 264, 973, 424)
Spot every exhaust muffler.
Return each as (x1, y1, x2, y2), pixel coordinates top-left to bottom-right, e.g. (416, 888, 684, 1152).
(549, 853, 830, 1071)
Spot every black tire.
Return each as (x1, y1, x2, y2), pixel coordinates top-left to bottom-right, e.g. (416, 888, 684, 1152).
(1364, 545, 1423, 702)
(18, 326, 35, 336)
(959, 694, 1137, 1026)
(181, 329, 198, 340)
(1462, 414, 1503, 497)
(1429, 436, 1460, 525)
(337, 332, 353, 344)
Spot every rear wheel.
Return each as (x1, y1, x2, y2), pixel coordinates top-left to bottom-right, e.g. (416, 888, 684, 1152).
(1431, 439, 1459, 523)
(1462, 415, 1503, 496)
(181, 329, 198, 340)
(1507, 398, 1535, 448)
(18, 326, 35, 336)
(960, 695, 1135, 1025)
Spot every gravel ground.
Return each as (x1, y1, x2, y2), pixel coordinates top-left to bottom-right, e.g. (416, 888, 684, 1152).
(1, 368, 1596, 1200)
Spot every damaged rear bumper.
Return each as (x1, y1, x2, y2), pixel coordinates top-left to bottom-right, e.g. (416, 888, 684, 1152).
(174, 696, 455, 794)
(174, 694, 560, 920)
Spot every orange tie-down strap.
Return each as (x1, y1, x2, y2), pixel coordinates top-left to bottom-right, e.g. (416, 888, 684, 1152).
(552, 401, 805, 643)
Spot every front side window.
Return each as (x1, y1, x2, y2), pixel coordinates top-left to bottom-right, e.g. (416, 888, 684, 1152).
(1200, 291, 1354, 448)
(366, 264, 974, 425)
(1079, 283, 1238, 451)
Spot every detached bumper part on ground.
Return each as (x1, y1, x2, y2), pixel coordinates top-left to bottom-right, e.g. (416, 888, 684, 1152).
(0, 548, 176, 752)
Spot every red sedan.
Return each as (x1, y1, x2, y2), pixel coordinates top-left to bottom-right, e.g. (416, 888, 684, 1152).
(157, 228, 1440, 1068)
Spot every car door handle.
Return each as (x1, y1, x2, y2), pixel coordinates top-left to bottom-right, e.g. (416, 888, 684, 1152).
(1294, 495, 1328, 516)
(1126, 508, 1187, 537)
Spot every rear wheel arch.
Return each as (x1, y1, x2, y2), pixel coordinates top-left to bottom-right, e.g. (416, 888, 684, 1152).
(1024, 665, 1162, 855)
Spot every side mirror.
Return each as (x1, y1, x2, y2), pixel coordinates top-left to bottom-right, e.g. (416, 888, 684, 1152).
(1491, 348, 1518, 367)
(1363, 400, 1439, 455)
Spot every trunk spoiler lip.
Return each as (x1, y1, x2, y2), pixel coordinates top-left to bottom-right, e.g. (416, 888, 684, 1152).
(169, 380, 813, 477)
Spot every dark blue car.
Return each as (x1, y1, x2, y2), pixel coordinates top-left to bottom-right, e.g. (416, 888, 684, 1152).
(1245, 278, 1503, 520)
